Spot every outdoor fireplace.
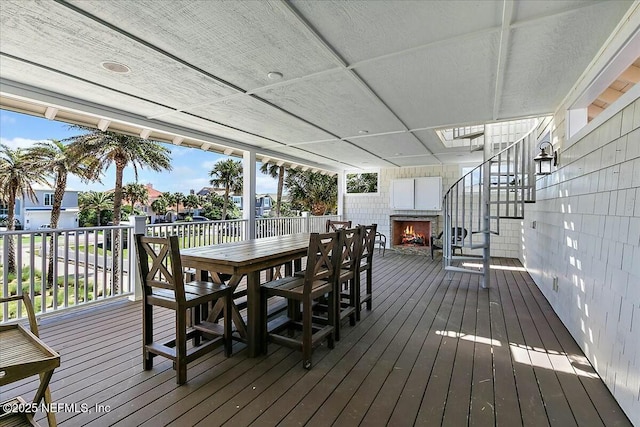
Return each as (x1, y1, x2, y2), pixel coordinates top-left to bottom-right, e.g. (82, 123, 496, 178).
(390, 216, 435, 248)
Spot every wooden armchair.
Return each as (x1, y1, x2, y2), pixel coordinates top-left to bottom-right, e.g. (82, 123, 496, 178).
(326, 219, 352, 232)
(136, 235, 233, 385)
(261, 231, 341, 369)
(0, 294, 59, 427)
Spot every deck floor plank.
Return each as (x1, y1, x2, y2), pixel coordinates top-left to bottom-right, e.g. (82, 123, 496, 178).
(441, 272, 476, 426)
(246, 254, 421, 427)
(0, 253, 632, 427)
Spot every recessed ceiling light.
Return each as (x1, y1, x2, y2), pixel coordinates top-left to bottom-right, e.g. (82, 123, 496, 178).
(267, 71, 283, 80)
(358, 130, 369, 134)
(101, 61, 131, 74)
(394, 152, 402, 156)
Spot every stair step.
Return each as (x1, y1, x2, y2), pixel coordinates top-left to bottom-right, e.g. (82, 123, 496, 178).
(455, 243, 488, 249)
(457, 130, 484, 139)
(444, 266, 484, 275)
(470, 144, 484, 152)
(451, 255, 484, 261)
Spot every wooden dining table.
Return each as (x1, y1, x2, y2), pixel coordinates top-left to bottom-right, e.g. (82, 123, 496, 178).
(180, 233, 310, 357)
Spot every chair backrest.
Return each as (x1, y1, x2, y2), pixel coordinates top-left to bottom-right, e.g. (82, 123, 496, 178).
(326, 219, 352, 232)
(452, 227, 468, 244)
(303, 231, 341, 292)
(135, 234, 186, 303)
(338, 227, 362, 272)
(360, 224, 378, 260)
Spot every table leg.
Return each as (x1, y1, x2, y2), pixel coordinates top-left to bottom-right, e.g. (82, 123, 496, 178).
(205, 274, 247, 339)
(246, 270, 261, 357)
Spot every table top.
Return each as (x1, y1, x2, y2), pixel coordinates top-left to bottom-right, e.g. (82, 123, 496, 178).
(181, 233, 310, 267)
(0, 324, 60, 386)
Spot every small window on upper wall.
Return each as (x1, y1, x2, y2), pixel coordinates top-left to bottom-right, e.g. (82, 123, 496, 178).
(43, 193, 54, 206)
(346, 172, 379, 194)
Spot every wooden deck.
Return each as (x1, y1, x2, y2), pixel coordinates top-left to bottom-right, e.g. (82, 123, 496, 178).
(1, 253, 631, 426)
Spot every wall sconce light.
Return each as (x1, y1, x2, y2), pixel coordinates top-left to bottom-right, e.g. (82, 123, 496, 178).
(534, 141, 557, 175)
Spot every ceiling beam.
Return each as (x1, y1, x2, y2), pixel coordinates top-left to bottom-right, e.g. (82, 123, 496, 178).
(44, 106, 58, 120)
(493, 0, 515, 121)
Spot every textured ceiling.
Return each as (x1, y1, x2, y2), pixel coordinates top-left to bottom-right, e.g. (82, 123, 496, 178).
(0, 0, 634, 171)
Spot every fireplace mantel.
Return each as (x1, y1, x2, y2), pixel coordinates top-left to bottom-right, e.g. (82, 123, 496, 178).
(390, 215, 439, 222)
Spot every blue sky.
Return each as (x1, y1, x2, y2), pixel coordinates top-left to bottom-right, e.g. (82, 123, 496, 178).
(0, 110, 278, 195)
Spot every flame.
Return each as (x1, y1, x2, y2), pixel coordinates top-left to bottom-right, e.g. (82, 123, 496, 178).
(404, 225, 414, 235)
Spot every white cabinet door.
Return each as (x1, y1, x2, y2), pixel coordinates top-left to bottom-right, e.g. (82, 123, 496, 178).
(390, 179, 414, 209)
(414, 177, 442, 210)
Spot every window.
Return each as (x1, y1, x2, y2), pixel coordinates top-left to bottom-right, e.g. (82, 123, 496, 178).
(44, 193, 54, 206)
(346, 172, 379, 194)
(0, 204, 7, 215)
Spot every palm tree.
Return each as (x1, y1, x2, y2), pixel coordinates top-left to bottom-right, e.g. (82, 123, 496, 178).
(150, 198, 168, 220)
(173, 192, 185, 218)
(123, 182, 149, 213)
(209, 159, 242, 220)
(79, 191, 114, 226)
(160, 192, 176, 220)
(0, 144, 49, 273)
(183, 194, 200, 216)
(260, 162, 286, 216)
(27, 139, 102, 286)
(285, 170, 337, 215)
(65, 127, 172, 290)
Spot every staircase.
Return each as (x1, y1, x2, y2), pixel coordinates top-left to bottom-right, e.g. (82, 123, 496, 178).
(441, 123, 541, 288)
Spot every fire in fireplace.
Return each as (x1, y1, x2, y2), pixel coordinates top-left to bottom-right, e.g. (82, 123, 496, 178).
(401, 225, 426, 245)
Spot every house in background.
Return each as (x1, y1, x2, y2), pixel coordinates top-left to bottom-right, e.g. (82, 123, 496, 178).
(10, 185, 80, 230)
(229, 194, 276, 217)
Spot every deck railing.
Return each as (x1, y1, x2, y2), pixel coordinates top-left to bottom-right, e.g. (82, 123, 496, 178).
(1, 214, 341, 323)
(0, 225, 134, 322)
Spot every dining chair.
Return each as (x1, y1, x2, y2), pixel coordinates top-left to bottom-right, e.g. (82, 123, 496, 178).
(326, 219, 352, 232)
(357, 223, 377, 320)
(334, 226, 362, 341)
(136, 235, 233, 385)
(260, 231, 341, 369)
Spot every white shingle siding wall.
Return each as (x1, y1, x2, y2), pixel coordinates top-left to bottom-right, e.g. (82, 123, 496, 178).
(522, 96, 640, 425)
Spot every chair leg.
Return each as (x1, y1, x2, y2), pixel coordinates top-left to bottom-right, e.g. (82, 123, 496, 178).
(302, 295, 313, 369)
(143, 302, 154, 370)
(327, 288, 335, 350)
(366, 268, 372, 311)
(260, 291, 268, 355)
(349, 278, 357, 326)
(355, 272, 362, 321)
(176, 309, 187, 385)
(224, 291, 232, 357)
(334, 281, 341, 342)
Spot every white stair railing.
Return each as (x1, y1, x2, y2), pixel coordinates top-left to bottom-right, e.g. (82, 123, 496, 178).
(442, 124, 539, 288)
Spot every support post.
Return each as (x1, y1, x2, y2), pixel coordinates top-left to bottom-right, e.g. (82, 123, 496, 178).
(129, 215, 147, 301)
(243, 150, 257, 239)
